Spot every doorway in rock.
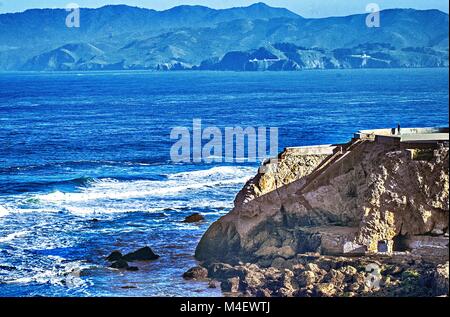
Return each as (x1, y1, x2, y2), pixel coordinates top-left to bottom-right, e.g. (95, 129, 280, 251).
(377, 240, 389, 253)
(393, 234, 410, 252)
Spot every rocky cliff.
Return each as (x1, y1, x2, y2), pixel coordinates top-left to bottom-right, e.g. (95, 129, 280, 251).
(194, 43, 449, 71)
(195, 138, 449, 267)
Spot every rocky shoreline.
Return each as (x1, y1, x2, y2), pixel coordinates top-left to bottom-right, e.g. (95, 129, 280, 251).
(190, 128, 449, 297)
(184, 254, 449, 297)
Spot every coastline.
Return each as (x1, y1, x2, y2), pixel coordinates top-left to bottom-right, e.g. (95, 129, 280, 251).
(189, 127, 449, 297)
(0, 66, 449, 74)
(1, 69, 448, 297)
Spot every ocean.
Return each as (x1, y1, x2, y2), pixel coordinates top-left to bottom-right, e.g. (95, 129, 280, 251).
(0, 69, 448, 296)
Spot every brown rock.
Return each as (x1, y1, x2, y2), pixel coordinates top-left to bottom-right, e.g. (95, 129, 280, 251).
(347, 282, 361, 292)
(208, 280, 220, 288)
(255, 288, 272, 297)
(297, 271, 316, 288)
(221, 277, 240, 293)
(312, 283, 336, 297)
(293, 288, 313, 297)
(305, 263, 321, 273)
(275, 287, 294, 297)
(354, 272, 367, 285)
(242, 269, 265, 290)
(183, 266, 208, 280)
(183, 213, 205, 223)
(123, 247, 160, 261)
(432, 262, 449, 296)
(339, 265, 358, 282)
(323, 269, 345, 286)
(207, 262, 246, 279)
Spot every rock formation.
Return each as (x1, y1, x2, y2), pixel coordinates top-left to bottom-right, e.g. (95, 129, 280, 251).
(106, 246, 160, 271)
(183, 266, 209, 280)
(196, 130, 449, 268)
(183, 213, 205, 223)
(190, 255, 448, 297)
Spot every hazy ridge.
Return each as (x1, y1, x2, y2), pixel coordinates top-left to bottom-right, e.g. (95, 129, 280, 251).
(0, 3, 448, 71)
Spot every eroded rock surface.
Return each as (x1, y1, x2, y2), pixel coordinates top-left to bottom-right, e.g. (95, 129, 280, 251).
(197, 255, 445, 297)
(196, 141, 449, 265)
(432, 262, 449, 296)
(183, 266, 209, 280)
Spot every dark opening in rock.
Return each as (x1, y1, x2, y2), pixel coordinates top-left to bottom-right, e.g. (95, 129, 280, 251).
(393, 235, 410, 252)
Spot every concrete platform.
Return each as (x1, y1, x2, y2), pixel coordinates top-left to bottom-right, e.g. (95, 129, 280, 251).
(400, 133, 449, 143)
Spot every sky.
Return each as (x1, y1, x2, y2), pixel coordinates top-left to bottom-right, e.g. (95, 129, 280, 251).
(0, 0, 448, 17)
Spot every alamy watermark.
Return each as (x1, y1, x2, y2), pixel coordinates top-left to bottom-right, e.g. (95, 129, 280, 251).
(366, 3, 381, 28)
(365, 263, 382, 290)
(170, 119, 279, 168)
(66, 3, 80, 28)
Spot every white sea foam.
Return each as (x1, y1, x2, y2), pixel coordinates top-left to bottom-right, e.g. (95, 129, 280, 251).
(37, 177, 248, 203)
(3, 165, 256, 216)
(0, 230, 29, 243)
(36, 166, 255, 203)
(0, 205, 9, 217)
(5, 256, 94, 290)
(168, 166, 252, 179)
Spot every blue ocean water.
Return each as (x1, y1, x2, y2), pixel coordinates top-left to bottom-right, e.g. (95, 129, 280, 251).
(0, 69, 448, 297)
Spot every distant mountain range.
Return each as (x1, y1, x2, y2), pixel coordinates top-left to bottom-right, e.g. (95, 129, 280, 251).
(0, 3, 448, 71)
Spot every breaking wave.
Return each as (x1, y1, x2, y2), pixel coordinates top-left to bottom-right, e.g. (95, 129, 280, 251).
(1, 165, 256, 216)
(0, 205, 10, 217)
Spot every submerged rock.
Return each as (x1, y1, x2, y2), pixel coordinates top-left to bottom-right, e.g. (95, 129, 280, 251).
(0, 265, 16, 271)
(183, 213, 205, 223)
(123, 247, 160, 261)
(110, 259, 129, 269)
(107, 247, 159, 271)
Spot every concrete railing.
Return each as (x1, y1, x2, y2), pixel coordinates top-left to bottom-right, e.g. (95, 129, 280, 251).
(355, 127, 449, 139)
(284, 144, 337, 156)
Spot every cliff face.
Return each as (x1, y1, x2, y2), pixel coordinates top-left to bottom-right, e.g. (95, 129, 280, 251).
(234, 149, 329, 206)
(195, 140, 449, 266)
(195, 44, 449, 71)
